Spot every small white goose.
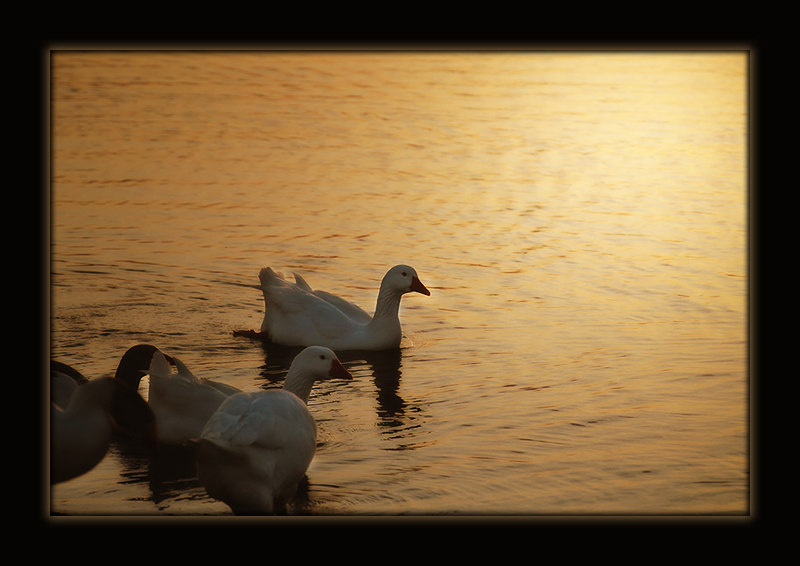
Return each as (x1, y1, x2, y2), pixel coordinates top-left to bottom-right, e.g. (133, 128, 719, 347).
(50, 373, 156, 485)
(234, 264, 431, 351)
(145, 351, 243, 446)
(186, 346, 353, 515)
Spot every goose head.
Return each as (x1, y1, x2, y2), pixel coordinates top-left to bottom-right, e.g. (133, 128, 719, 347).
(290, 346, 353, 381)
(382, 265, 431, 297)
(283, 346, 353, 403)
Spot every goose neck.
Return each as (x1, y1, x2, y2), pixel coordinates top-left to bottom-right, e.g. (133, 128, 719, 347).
(372, 286, 403, 320)
(282, 372, 315, 404)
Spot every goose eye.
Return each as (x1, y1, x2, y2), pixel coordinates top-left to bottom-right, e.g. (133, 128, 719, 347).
(319, 355, 327, 360)
(401, 271, 408, 277)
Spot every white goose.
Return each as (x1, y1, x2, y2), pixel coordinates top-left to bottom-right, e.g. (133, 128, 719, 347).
(145, 351, 243, 446)
(186, 346, 353, 515)
(234, 264, 431, 351)
(50, 366, 156, 485)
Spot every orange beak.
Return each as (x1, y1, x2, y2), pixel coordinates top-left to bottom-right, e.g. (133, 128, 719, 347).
(329, 358, 354, 380)
(411, 276, 431, 296)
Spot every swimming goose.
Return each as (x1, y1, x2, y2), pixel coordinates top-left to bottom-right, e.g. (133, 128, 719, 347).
(145, 351, 242, 445)
(186, 346, 353, 515)
(51, 343, 158, 409)
(50, 344, 160, 455)
(234, 264, 431, 351)
(50, 356, 156, 485)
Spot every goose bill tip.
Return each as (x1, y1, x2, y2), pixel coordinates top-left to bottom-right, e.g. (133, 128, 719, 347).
(411, 276, 431, 296)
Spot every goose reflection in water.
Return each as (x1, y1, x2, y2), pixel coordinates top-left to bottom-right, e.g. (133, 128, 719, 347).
(95, 424, 204, 507)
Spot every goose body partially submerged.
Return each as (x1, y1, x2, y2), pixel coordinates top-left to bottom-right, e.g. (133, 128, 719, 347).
(186, 346, 353, 515)
(234, 264, 430, 351)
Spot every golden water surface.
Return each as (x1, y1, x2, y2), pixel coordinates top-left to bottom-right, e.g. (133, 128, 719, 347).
(49, 51, 748, 516)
